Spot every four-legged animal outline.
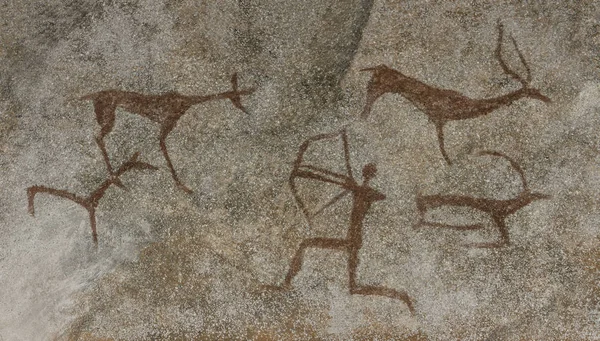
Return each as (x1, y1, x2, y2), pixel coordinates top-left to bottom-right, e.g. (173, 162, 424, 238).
(268, 129, 414, 314)
(27, 152, 157, 245)
(414, 151, 550, 248)
(80, 73, 255, 193)
(25, 18, 556, 315)
(360, 21, 551, 164)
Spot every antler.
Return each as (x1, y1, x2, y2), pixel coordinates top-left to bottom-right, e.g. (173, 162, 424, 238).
(26, 185, 99, 244)
(496, 20, 531, 87)
(228, 72, 254, 115)
(27, 152, 157, 245)
(88, 152, 158, 204)
(478, 150, 529, 192)
(509, 35, 532, 84)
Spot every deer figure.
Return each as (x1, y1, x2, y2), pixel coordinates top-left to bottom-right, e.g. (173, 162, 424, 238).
(414, 150, 550, 248)
(80, 73, 255, 193)
(27, 152, 157, 245)
(360, 21, 551, 164)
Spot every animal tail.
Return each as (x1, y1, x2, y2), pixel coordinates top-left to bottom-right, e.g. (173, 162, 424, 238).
(413, 187, 427, 213)
(359, 64, 389, 72)
(61, 92, 99, 106)
(59, 94, 95, 105)
(79, 92, 100, 101)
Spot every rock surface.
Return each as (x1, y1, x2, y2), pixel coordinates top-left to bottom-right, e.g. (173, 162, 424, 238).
(1, 1, 599, 340)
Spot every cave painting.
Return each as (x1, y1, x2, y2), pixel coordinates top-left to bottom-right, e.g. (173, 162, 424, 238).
(268, 129, 414, 313)
(27, 152, 157, 245)
(80, 73, 255, 193)
(414, 151, 550, 248)
(360, 21, 551, 164)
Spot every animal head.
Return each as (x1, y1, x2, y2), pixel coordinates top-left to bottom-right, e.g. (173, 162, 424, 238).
(496, 21, 551, 105)
(525, 191, 551, 202)
(228, 73, 254, 115)
(524, 87, 551, 103)
(359, 64, 397, 119)
(478, 150, 551, 206)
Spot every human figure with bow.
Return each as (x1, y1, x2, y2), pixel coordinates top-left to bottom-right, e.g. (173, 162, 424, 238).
(270, 129, 414, 314)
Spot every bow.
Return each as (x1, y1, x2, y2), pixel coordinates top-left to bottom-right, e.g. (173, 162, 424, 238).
(289, 128, 355, 229)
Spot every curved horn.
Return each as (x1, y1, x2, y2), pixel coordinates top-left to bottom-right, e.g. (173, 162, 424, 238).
(478, 150, 529, 192)
(495, 20, 528, 87)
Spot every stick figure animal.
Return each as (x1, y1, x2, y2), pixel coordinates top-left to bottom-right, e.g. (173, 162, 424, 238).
(268, 129, 414, 313)
(80, 73, 255, 193)
(414, 150, 550, 248)
(27, 152, 157, 245)
(360, 21, 551, 164)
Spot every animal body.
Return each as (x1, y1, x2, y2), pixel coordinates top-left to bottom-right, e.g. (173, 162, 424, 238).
(361, 22, 551, 164)
(27, 152, 157, 245)
(81, 73, 254, 193)
(414, 151, 550, 248)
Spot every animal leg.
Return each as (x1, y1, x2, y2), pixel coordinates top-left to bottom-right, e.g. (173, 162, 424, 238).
(87, 207, 98, 246)
(435, 122, 452, 165)
(160, 120, 192, 193)
(94, 104, 125, 189)
(96, 136, 112, 175)
(464, 216, 509, 248)
(412, 193, 427, 229)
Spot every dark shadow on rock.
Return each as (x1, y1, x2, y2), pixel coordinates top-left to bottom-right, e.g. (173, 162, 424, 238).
(301, 0, 375, 106)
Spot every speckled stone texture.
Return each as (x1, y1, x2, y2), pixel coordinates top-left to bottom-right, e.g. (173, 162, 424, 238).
(1, 1, 599, 340)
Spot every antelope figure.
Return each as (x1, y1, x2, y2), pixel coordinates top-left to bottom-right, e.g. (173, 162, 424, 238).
(414, 151, 550, 248)
(80, 73, 255, 193)
(27, 152, 157, 245)
(360, 22, 551, 164)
